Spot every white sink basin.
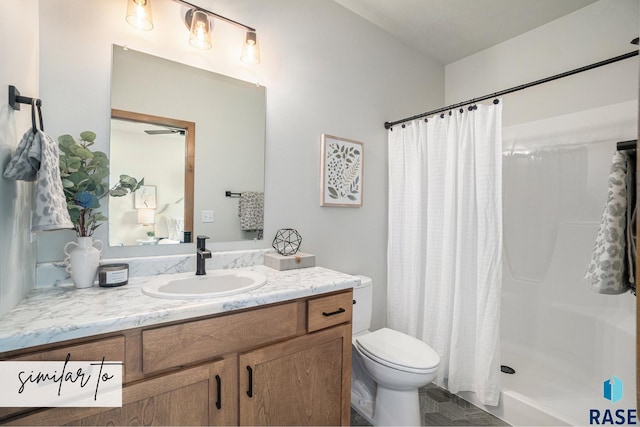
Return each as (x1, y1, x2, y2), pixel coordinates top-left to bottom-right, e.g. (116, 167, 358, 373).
(142, 270, 267, 299)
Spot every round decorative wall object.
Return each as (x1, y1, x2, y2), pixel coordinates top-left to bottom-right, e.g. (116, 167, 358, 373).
(272, 228, 302, 256)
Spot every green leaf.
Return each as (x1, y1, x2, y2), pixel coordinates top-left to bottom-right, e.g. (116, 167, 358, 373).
(347, 195, 357, 201)
(80, 131, 96, 143)
(58, 134, 76, 146)
(118, 175, 138, 188)
(70, 145, 94, 160)
(109, 188, 128, 197)
(61, 178, 74, 188)
(328, 187, 338, 198)
(68, 171, 89, 185)
(66, 157, 81, 170)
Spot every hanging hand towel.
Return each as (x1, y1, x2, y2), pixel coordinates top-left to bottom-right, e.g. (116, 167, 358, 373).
(3, 129, 73, 231)
(238, 191, 264, 231)
(585, 151, 634, 294)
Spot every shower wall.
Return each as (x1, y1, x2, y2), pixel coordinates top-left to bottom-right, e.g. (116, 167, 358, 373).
(445, 3, 638, 423)
(497, 102, 637, 425)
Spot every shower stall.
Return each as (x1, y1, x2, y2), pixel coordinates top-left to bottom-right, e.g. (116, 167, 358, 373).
(460, 101, 637, 426)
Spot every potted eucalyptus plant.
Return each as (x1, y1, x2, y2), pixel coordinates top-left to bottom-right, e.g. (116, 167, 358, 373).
(58, 131, 142, 288)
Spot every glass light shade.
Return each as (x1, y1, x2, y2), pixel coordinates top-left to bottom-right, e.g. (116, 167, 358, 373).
(189, 10, 212, 50)
(137, 209, 155, 225)
(241, 31, 261, 64)
(126, 0, 154, 31)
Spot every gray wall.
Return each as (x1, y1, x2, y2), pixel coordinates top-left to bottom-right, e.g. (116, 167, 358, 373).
(0, 0, 38, 318)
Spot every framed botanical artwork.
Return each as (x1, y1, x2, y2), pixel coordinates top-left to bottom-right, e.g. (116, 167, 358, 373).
(134, 185, 157, 209)
(320, 134, 364, 207)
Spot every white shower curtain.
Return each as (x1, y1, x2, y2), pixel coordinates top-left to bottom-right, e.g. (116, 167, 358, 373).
(387, 102, 503, 406)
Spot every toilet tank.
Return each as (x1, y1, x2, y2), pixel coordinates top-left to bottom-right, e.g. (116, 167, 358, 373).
(352, 275, 373, 335)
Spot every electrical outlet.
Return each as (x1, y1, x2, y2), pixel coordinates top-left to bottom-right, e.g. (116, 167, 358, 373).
(201, 210, 214, 223)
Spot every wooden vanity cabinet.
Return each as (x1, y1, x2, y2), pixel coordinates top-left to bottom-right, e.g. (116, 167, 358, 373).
(239, 324, 350, 426)
(0, 289, 352, 426)
(7, 358, 237, 426)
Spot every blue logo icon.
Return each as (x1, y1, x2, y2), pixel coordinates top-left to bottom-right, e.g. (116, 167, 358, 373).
(603, 376, 623, 404)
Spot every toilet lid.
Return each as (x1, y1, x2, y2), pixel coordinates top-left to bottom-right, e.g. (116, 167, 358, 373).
(356, 328, 440, 372)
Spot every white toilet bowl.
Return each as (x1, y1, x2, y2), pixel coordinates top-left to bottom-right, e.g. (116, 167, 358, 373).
(350, 276, 440, 426)
(354, 328, 439, 426)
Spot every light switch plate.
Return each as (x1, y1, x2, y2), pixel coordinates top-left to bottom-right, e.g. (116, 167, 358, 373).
(201, 210, 214, 223)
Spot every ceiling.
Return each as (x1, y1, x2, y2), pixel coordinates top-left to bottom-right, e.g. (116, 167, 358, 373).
(334, 0, 598, 65)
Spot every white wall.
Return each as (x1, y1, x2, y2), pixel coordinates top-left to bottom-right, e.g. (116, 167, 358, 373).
(0, 0, 38, 318)
(445, 0, 638, 126)
(35, 0, 444, 330)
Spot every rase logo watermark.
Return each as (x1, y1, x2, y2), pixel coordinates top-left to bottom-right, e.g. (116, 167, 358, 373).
(0, 353, 122, 407)
(589, 376, 637, 425)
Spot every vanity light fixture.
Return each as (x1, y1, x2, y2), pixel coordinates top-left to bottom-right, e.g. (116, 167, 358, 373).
(241, 31, 260, 65)
(125, 0, 261, 64)
(126, 0, 154, 31)
(187, 9, 212, 49)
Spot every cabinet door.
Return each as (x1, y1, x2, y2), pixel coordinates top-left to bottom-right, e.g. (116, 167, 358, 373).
(239, 324, 351, 426)
(4, 358, 237, 426)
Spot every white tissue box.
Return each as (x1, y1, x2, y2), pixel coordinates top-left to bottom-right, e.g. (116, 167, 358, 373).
(264, 252, 316, 271)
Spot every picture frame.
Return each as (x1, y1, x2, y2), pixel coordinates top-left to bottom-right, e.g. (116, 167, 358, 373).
(320, 134, 364, 207)
(134, 185, 157, 209)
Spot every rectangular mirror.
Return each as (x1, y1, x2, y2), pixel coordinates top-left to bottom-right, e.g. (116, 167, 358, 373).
(109, 45, 266, 246)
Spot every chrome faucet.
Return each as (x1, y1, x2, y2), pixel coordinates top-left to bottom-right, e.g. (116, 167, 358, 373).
(196, 235, 211, 275)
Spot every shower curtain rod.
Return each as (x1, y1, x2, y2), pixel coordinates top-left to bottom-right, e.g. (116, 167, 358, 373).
(384, 50, 639, 130)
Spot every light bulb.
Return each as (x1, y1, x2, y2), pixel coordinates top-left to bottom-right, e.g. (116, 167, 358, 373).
(241, 31, 261, 64)
(189, 10, 212, 50)
(126, 0, 153, 31)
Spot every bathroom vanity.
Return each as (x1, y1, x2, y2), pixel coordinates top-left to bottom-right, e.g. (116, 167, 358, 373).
(0, 265, 356, 426)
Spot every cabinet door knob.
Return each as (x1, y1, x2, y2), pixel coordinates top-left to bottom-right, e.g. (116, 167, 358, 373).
(246, 366, 253, 398)
(215, 374, 222, 409)
(322, 307, 346, 317)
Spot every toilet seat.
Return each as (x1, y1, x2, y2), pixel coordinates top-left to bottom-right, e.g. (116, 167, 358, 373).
(356, 328, 439, 374)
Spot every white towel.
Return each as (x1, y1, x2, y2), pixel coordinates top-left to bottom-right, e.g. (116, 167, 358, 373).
(585, 151, 634, 294)
(3, 129, 73, 231)
(238, 191, 264, 231)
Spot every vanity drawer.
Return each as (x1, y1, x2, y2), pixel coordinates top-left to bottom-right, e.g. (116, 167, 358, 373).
(2, 335, 125, 363)
(142, 302, 300, 374)
(0, 336, 125, 421)
(307, 290, 353, 333)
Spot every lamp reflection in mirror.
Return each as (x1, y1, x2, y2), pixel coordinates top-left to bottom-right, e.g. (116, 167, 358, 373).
(126, 0, 153, 31)
(137, 208, 156, 241)
(241, 31, 261, 65)
(188, 10, 212, 50)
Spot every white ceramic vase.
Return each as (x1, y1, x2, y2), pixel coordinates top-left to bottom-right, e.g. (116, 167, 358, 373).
(64, 237, 103, 289)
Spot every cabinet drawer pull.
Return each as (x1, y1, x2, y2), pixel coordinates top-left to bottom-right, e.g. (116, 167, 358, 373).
(322, 307, 346, 317)
(215, 374, 222, 409)
(246, 366, 253, 398)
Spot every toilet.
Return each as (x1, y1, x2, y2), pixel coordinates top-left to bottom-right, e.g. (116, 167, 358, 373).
(351, 275, 440, 426)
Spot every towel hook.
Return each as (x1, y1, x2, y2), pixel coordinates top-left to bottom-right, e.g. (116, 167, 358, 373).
(30, 99, 44, 134)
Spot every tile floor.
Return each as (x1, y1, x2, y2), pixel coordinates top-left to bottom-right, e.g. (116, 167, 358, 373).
(350, 383, 510, 426)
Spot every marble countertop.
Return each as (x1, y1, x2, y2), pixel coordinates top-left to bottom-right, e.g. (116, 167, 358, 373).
(0, 265, 359, 353)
